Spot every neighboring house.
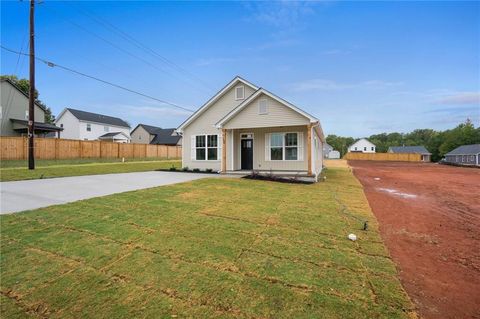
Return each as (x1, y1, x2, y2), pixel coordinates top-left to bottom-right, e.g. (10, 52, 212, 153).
(176, 76, 325, 181)
(0, 78, 62, 137)
(323, 143, 340, 159)
(444, 144, 480, 166)
(388, 145, 432, 162)
(130, 124, 182, 146)
(348, 138, 376, 153)
(55, 108, 131, 142)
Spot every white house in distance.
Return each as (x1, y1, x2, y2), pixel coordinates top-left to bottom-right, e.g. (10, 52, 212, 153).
(55, 108, 131, 143)
(348, 138, 376, 153)
(176, 76, 325, 182)
(323, 142, 340, 159)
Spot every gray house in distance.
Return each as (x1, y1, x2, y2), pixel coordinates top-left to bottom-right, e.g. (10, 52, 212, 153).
(444, 144, 480, 166)
(130, 124, 182, 146)
(388, 145, 431, 162)
(0, 78, 62, 137)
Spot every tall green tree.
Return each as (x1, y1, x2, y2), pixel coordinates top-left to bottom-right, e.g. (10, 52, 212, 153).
(1, 75, 55, 124)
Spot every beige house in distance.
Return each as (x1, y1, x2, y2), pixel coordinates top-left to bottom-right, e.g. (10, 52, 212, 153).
(176, 76, 325, 181)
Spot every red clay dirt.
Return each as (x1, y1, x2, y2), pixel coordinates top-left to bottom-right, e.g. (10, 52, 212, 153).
(349, 161, 480, 319)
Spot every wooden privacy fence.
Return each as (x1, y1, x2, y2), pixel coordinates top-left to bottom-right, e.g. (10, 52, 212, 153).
(0, 137, 182, 160)
(344, 152, 421, 162)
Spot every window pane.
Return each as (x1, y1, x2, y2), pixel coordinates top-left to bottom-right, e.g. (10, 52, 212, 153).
(271, 147, 283, 160)
(196, 148, 205, 160)
(207, 135, 217, 147)
(285, 133, 297, 146)
(270, 133, 283, 147)
(208, 148, 217, 160)
(286, 147, 298, 160)
(196, 135, 205, 147)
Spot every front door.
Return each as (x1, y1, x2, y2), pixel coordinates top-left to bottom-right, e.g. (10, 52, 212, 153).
(241, 139, 253, 170)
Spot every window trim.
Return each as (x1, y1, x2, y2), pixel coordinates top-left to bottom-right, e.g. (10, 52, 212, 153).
(193, 134, 220, 161)
(86, 123, 91, 132)
(234, 85, 245, 100)
(269, 132, 302, 161)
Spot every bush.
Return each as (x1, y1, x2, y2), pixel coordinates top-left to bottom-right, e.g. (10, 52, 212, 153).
(169, 165, 177, 171)
(192, 168, 200, 172)
(205, 168, 213, 173)
(182, 166, 189, 171)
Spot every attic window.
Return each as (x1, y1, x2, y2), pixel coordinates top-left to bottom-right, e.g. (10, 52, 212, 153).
(258, 99, 268, 115)
(235, 86, 245, 100)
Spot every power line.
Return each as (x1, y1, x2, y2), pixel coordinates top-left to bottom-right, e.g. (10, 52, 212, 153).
(1, 45, 195, 113)
(64, 2, 214, 92)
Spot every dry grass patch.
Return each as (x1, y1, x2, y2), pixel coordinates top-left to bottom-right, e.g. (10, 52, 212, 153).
(0, 167, 415, 318)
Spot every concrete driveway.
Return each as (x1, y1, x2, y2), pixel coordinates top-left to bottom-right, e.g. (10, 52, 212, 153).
(1, 171, 220, 214)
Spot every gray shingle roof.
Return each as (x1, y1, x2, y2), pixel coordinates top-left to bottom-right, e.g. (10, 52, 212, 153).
(150, 128, 181, 145)
(67, 108, 130, 128)
(135, 124, 161, 135)
(388, 146, 431, 154)
(445, 144, 480, 155)
(99, 132, 124, 138)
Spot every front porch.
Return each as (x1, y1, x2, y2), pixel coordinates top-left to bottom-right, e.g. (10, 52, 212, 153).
(220, 125, 322, 181)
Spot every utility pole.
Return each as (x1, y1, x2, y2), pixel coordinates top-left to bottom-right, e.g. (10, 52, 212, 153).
(28, 0, 35, 169)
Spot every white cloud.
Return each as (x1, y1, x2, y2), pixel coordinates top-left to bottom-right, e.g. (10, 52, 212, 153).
(433, 92, 480, 105)
(291, 79, 403, 92)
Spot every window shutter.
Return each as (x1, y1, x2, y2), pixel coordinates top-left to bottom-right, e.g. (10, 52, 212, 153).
(265, 133, 271, 161)
(217, 134, 222, 161)
(191, 135, 196, 160)
(298, 132, 304, 161)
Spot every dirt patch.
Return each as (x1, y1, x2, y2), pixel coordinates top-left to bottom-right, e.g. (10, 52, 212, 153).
(349, 160, 480, 319)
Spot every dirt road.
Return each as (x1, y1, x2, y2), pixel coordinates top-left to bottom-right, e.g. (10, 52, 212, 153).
(349, 161, 480, 319)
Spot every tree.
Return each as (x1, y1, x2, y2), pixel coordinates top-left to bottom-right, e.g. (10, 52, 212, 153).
(325, 120, 480, 162)
(1, 75, 55, 123)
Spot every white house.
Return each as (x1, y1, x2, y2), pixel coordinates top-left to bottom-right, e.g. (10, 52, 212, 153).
(55, 108, 131, 142)
(348, 138, 376, 153)
(176, 76, 325, 182)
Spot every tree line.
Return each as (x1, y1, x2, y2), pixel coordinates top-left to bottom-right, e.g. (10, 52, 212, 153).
(326, 120, 480, 162)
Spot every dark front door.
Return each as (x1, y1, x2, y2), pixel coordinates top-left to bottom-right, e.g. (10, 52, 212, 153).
(241, 139, 253, 170)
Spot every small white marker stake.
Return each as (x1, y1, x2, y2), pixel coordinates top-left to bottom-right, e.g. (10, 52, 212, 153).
(348, 233, 357, 241)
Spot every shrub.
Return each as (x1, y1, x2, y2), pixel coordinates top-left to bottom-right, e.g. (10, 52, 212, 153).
(169, 165, 177, 171)
(182, 167, 189, 171)
(205, 168, 213, 173)
(192, 168, 200, 172)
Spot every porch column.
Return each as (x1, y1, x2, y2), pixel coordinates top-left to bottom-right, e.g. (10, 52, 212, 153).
(307, 124, 312, 175)
(222, 129, 227, 173)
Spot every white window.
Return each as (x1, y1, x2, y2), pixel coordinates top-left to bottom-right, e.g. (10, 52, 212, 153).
(266, 132, 303, 161)
(371, 147, 374, 151)
(235, 86, 245, 100)
(258, 99, 268, 114)
(86, 123, 91, 132)
(104, 126, 109, 132)
(355, 147, 357, 151)
(193, 134, 220, 161)
(60, 124, 63, 128)
(364, 147, 367, 151)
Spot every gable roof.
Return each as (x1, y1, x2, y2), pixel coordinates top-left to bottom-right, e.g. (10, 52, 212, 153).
(99, 132, 130, 139)
(61, 108, 130, 128)
(215, 88, 319, 128)
(1, 78, 46, 111)
(150, 128, 182, 145)
(388, 146, 431, 154)
(176, 76, 259, 132)
(349, 138, 375, 148)
(131, 123, 162, 135)
(445, 144, 480, 155)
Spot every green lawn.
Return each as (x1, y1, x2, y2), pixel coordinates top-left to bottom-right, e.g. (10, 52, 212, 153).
(0, 167, 415, 318)
(0, 160, 181, 182)
(0, 157, 179, 169)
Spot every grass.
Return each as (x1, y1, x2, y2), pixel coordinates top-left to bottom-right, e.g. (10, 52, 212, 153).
(0, 160, 181, 182)
(0, 167, 416, 318)
(0, 157, 179, 169)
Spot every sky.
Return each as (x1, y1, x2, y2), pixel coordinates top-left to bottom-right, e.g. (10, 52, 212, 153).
(1, 0, 479, 137)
